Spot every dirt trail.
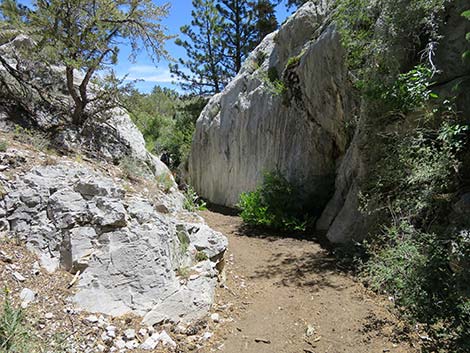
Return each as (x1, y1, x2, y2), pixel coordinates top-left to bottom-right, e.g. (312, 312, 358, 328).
(199, 210, 420, 353)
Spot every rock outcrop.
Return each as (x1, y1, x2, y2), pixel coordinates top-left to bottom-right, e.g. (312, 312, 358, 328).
(190, 1, 470, 243)
(189, 2, 353, 208)
(318, 0, 470, 243)
(0, 149, 227, 324)
(0, 33, 227, 324)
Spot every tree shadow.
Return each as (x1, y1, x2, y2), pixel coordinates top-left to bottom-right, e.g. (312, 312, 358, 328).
(248, 248, 348, 291)
(205, 203, 360, 291)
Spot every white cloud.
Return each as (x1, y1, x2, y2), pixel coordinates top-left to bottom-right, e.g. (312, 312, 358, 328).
(124, 66, 174, 83)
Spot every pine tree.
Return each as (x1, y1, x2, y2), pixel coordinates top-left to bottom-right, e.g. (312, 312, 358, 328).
(20, 0, 171, 126)
(216, 0, 257, 75)
(170, 0, 228, 94)
(285, 0, 309, 8)
(253, 0, 278, 44)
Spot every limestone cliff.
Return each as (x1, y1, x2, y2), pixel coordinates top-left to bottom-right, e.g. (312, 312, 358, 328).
(189, 2, 353, 208)
(190, 0, 470, 243)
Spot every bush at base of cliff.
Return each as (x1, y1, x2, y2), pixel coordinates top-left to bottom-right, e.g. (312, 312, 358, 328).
(237, 172, 310, 232)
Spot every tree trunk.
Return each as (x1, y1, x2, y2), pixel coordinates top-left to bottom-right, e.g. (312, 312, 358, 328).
(66, 66, 86, 126)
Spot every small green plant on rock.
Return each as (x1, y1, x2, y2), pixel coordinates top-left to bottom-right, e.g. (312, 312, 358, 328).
(259, 67, 287, 96)
(195, 251, 208, 262)
(156, 172, 174, 193)
(13, 126, 50, 151)
(119, 156, 149, 180)
(176, 266, 190, 279)
(285, 51, 304, 70)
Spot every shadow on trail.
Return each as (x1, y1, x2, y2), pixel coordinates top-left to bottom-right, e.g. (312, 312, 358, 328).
(204, 204, 359, 291)
(249, 249, 347, 291)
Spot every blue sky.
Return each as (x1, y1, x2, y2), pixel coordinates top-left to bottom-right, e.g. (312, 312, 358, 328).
(18, 1, 293, 93)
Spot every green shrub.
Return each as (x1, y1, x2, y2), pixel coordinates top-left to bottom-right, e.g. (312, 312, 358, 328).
(363, 223, 470, 352)
(123, 87, 206, 171)
(0, 289, 30, 352)
(176, 266, 190, 279)
(119, 156, 150, 180)
(259, 67, 287, 96)
(0, 140, 7, 152)
(183, 186, 207, 212)
(359, 65, 470, 351)
(381, 65, 435, 113)
(156, 172, 174, 193)
(195, 251, 208, 262)
(285, 52, 303, 70)
(463, 10, 470, 61)
(237, 172, 310, 231)
(13, 126, 50, 151)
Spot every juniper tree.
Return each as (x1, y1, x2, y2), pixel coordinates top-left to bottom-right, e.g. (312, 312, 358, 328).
(25, 0, 171, 126)
(170, 0, 228, 94)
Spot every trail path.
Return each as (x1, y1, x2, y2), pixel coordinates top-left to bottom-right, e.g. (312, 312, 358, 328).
(199, 209, 420, 353)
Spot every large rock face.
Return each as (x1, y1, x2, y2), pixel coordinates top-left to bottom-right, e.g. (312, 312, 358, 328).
(1, 154, 227, 324)
(189, 2, 352, 207)
(318, 0, 470, 243)
(190, 0, 470, 244)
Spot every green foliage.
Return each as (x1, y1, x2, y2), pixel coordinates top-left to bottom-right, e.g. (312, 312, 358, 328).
(363, 222, 470, 352)
(177, 266, 191, 279)
(0, 289, 29, 352)
(253, 0, 278, 43)
(171, 0, 278, 93)
(359, 64, 470, 350)
(123, 87, 207, 171)
(334, 1, 470, 350)
(259, 67, 286, 96)
(170, 0, 228, 94)
(363, 75, 466, 225)
(158, 96, 207, 169)
(0, 140, 7, 152)
(334, 0, 447, 88)
(1, 0, 172, 125)
(156, 172, 174, 193)
(238, 172, 309, 231)
(381, 65, 435, 113)
(286, 53, 302, 70)
(195, 251, 209, 262)
(183, 186, 207, 212)
(119, 156, 151, 180)
(463, 10, 470, 61)
(177, 226, 190, 255)
(13, 126, 50, 151)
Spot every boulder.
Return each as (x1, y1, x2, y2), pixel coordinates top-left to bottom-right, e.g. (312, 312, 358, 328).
(2, 162, 227, 322)
(189, 2, 352, 207)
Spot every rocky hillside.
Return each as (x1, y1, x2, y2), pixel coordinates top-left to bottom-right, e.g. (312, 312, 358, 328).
(0, 34, 227, 352)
